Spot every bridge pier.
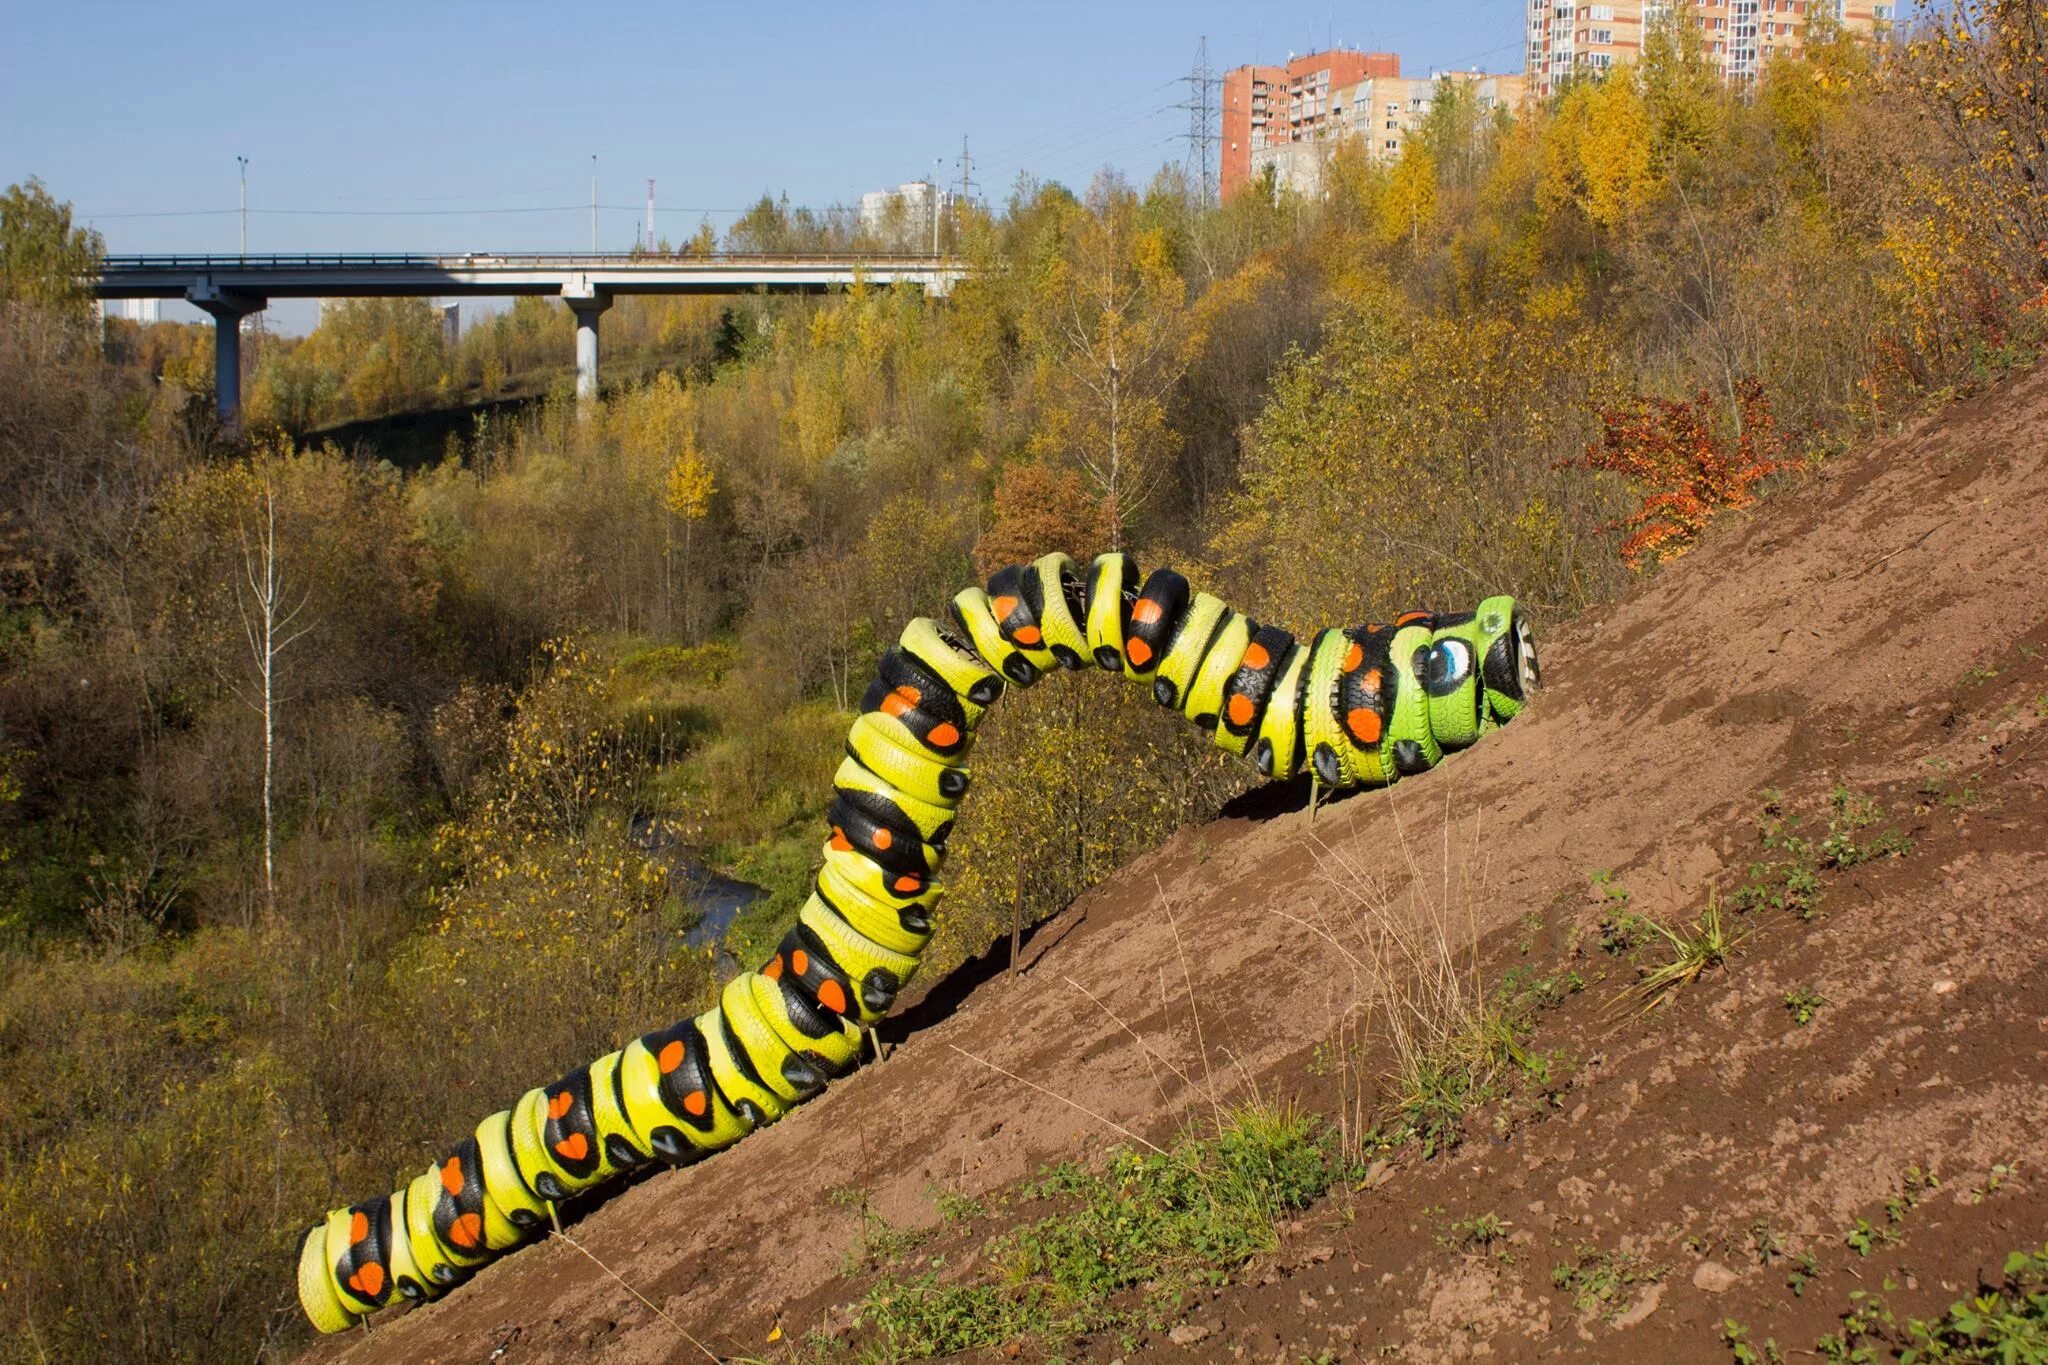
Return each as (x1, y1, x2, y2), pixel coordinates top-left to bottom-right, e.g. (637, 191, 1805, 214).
(563, 284, 612, 411)
(187, 281, 266, 437)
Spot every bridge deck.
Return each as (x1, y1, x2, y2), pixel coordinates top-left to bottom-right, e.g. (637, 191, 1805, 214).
(92, 252, 969, 300)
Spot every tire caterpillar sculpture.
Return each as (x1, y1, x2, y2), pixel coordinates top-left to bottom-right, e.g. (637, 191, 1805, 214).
(296, 552, 1538, 1332)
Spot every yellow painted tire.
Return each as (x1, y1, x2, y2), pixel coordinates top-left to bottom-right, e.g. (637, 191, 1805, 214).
(1253, 642, 1310, 780)
(297, 1221, 361, 1333)
(898, 617, 1003, 722)
(1028, 553, 1089, 667)
(1152, 592, 1227, 712)
(1182, 611, 1252, 733)
(847, 711, 970, 809)
(952, 587, 1036, 686)
(832, 756, 958, 845)
(402, 1168, 468, 1293)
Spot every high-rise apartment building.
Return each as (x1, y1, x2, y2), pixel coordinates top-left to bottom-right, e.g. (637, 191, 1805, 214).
(1250, 70, 1528, 198)
(1525, 0, 1891, 99)
(1222, 49, 1402, 199)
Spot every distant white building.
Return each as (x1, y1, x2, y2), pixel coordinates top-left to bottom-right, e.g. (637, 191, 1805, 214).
(120, 297, 161, 324)
(859, 181, 949, 249)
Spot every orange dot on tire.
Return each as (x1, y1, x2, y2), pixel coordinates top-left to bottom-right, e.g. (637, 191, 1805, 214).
(658, 1040, 685, 1074)
(440, 1158, 464, 1198)
(928, 723, 961, 748)
(1346, 708, 1384, 744)
(348, 1262, 385, 1298)
(553, 1133, 588, 1162)
(683, 1090, 708, 1117)
(1133, 599, 1163, 624)
(893, 874, 922, 893)
(791, 950, 810, 976)
(1242, 643, 1270, 670)
(449, 1213, 482, 1249)
(817, 980, 849, 1014)
(350, 1210, 369, 1244)
(992, 596, 1019, 620)
(547, 1090, 574, 1120)
(872, 828, 893, 850)
(1126, 638, 1153, 666)
(1227, 694, 1256, 727)
(763, 954, 784, 979)
(1343, 642, 1363, 672)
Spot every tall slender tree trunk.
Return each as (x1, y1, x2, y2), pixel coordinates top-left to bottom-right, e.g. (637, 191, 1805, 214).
(238, 484, 311, 922)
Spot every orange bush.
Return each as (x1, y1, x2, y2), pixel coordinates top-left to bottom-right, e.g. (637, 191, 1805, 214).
(1579, 380, 1786, 568)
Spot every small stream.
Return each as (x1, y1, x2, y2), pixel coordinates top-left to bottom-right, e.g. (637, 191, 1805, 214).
(628, 814, 769, 950)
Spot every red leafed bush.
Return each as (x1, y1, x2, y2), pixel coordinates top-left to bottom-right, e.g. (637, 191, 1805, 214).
(1580, 379, 1787, 568)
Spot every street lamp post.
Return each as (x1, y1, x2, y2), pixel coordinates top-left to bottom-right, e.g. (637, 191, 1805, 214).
(237, 156, 248, 256)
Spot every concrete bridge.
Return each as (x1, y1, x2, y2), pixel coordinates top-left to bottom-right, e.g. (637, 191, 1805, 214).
(91, 253, 970, 432)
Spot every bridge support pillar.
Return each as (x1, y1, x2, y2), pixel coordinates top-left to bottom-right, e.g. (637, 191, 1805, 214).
(563, 284, 612, 412)
(187, 281, 266, 437)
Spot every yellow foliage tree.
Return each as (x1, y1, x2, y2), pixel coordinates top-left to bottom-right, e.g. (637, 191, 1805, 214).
(1543, 75, 1658, 231)
(1378, 145, 1440, 249)
(1021, 178, 1194, 545)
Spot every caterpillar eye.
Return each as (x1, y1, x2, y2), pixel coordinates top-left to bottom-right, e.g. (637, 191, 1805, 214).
(1424, 639, 1474, 696)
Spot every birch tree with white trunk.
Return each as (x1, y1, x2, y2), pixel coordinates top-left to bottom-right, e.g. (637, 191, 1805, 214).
(233, 483, 312, 919)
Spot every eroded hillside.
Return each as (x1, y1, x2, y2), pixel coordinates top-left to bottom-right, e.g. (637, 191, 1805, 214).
(316, 366, 2048, 1363)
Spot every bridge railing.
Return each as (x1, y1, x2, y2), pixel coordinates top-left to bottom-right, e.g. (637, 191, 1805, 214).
(97, 252, 966, 270)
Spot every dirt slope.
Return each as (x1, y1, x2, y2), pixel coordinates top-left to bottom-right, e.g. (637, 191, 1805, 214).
(315, 366, 2048, 1363)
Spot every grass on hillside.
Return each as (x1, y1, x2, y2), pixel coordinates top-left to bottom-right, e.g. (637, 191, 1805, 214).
(808, 1101, 1343, 1362)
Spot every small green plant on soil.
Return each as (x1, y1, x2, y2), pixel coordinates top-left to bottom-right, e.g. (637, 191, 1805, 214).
(1552, 1244, 1666, 1319)
(1845, 1218, 1895, 1259)
(1820, 785, 1914, 867)
(933, 1189, 987, 1223)
(1919, 758, 1982, 811)
(1732, 787, 1909, 920)
(1724, 1317, 1787, 1364)
(1751, 1219, 1787, 1265)
(1890, 1167, 1941, 1225)
(1785, 986, 1828, 1025)
(1821, 1284, 1904, 1361)
(1789, 1251, 1820, 1297)
(1968, 1162, 2021, 1205)
(1591, 869, 1650, 953)
(1622, 895, 1739, 1012)
(840, 1102, 1342, 1359)
(826, 1186, 933, 1273)
(1442, 1211, 1514, 1261)
(1898, 1243, 2048, 1363)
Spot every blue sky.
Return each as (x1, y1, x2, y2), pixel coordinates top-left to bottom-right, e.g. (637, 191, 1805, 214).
(4, 0, 1519, 328)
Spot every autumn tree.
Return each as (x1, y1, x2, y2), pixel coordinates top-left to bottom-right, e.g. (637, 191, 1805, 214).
(0, 178, 102, 322)
(1020, 175, 1193, 545)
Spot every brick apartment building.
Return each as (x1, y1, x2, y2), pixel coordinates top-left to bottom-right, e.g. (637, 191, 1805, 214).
(1221, 49, 1401, 199)
(1525, 0, 1893, 98)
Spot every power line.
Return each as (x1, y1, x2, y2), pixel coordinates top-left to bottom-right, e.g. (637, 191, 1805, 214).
(970, 77, 1181, 166)
(976, 101, 1182, 192)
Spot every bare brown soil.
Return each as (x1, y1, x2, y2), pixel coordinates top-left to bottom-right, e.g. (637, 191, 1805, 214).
(313, 365, 2048, 1364)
